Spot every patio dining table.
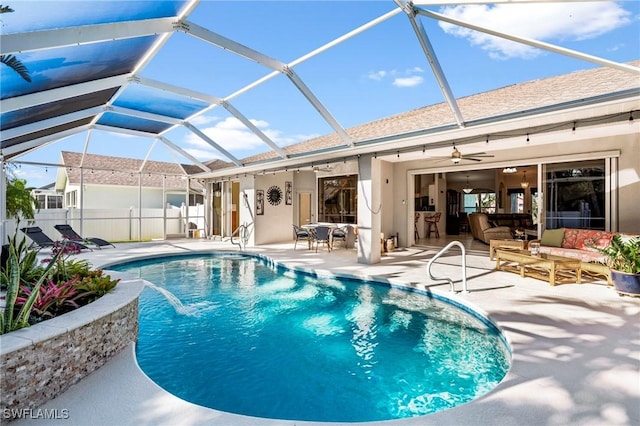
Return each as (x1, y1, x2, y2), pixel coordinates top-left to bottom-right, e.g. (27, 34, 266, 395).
(302, 223, 357, 249)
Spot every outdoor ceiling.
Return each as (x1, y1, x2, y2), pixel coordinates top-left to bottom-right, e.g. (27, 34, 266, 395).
(1, 0, 639, 178)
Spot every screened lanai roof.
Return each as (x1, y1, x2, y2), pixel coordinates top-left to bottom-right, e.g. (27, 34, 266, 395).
(1, 0, 639, 180)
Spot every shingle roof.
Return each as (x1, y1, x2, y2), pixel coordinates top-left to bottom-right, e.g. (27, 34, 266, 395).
(240, 61, 640, 165)
(60, 151, 203, 191)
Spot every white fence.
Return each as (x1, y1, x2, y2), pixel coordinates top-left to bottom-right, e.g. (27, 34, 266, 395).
(4, 205, 206, 244)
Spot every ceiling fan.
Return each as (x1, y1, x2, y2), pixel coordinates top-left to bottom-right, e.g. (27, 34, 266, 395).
(447, 146, 494, 164)
(313, 164, 334, 172)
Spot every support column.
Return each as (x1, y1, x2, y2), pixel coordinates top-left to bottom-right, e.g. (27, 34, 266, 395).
(0, 158, 6, 246)
(357, 154, 382, 264)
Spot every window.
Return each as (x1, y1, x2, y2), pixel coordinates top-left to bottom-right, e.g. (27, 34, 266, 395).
(318, 175, 357, 224)
(544, 159, 605, 230)
(66, 190, 77, 208)
(463, 191, 496, 214)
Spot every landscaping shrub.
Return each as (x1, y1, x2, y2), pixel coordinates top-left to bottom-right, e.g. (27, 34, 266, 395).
(1, 237, 120, 333)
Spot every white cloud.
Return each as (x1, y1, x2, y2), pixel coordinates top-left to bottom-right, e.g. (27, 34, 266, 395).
(439, 3, 632, 59)
(393, 75, 424, 87)
(182, 116, 314, 160)
(367, 70, 388, 81)
(368, 67, 425, 88)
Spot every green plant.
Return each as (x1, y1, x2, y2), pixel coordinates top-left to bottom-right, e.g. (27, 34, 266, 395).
(1, 232, 44, 289)
(600, 234, 640, 274)
(5, 177, 38, 221)
(1, 243, 60, 334)
(74, 271, 120, 304)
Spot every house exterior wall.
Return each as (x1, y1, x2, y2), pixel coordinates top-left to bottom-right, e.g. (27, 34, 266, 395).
(391, 133, 640, 248)
(73, 185, 167, 209)
(251, 173, 294, 245)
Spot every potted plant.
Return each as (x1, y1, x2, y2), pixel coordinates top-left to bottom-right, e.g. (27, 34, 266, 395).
(600, 234, 640, 297)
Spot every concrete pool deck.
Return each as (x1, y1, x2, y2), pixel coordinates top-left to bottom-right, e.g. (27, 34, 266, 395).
(10, 239, 640, 426)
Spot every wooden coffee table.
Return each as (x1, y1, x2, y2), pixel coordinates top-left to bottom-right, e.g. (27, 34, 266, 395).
(489, 239, 527, 260)
(495, 249, 582, 286)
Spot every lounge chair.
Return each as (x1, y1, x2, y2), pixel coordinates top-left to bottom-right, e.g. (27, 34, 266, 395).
(21, 226, 90, 251)
(54, 224, 115, 249)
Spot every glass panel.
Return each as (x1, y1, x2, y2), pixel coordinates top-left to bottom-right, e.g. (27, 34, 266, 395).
(463, 193, 476, 214)
(114, 85, 209, 120)
(544, 159, 605, 230)
(97, 111, 172, 134)
(510, 193, 524, 213)
(479, 192, 496, 213)
(1, 1, 188, 34)
(211, 182, 222, 237)
(2, 37, 158, 99)
(318, 175, 357, 224)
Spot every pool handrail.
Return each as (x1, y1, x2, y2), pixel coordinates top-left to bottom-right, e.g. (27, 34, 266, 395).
(426, 240, 469, 293)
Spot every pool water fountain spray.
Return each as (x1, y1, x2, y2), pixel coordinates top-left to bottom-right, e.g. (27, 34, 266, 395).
(143, 280, 209, 316)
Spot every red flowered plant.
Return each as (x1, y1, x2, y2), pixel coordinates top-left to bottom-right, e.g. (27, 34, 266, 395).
(16, 278, 81, 320)
(7, 238, 119, 327)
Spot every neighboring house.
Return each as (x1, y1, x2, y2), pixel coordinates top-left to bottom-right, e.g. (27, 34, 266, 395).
(55, 151, 204, 209)
(31, 183, 63, 210)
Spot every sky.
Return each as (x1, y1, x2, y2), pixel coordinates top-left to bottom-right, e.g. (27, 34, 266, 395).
(6, 0, 640, 188)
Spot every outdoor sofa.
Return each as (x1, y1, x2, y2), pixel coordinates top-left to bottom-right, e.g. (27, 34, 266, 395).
(530, 228, 640, 285)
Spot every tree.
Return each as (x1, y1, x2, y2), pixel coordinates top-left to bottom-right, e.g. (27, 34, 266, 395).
(0, 5, 31, 82)
(6, 177, 37, 220)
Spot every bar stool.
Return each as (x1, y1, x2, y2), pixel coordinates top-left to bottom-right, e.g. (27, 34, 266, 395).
(414, 213, 420, 240)
(424, 212, 441, 238)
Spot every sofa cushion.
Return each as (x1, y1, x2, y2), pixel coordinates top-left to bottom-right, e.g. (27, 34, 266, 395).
(539, 246, 608, 263)
(574, 230, 614, 251)
(562, 228, 579, 248)
(541, 228, 565, 247)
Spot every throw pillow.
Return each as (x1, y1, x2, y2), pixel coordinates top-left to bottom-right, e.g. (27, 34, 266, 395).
(541, 228, 565, 247)
(575, 230, 613, 250)
(562, 228, 579, 248)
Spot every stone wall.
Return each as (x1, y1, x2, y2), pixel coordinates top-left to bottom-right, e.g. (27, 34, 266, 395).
(0, 277, 143, 420)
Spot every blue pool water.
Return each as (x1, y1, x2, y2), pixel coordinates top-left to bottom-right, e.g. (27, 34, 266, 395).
(111, 253, 510, 422)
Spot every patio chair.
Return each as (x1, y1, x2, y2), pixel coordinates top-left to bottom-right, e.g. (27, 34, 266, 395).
(424, 212, 441, 239)
(330, 226, 348, 249)
(54, 224, 115, 249)
(311, 226, 332, 252)
(20, 226, 90, 251)
(292, 225, 311, 250)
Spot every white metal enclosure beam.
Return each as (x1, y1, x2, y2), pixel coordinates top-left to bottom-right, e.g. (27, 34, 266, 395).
(1, 18, 176, 54)
(395, 0, 465, 127)
(108, 106, 184, 126)
(1, 74, 129, 113)
(158, 136, 211, 172)
(183, 122, 242, 166)
(415, 6, 640, 76)
(220, 101, 288, 159)
(181, 20, 353, 146)
(1, 106, 104, 142)
(135, 77, 287, 158)
(283, 67, 353, 146)
(1, 126, 91, 158)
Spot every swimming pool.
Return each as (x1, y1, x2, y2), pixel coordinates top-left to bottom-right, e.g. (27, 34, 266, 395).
(111, 253, 510, 422)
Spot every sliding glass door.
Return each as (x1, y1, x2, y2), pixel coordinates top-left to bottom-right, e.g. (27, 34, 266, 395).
(543, 159, 606, 230)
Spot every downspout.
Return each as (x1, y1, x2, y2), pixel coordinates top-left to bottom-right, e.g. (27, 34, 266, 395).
(79, 167, 84, 236)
